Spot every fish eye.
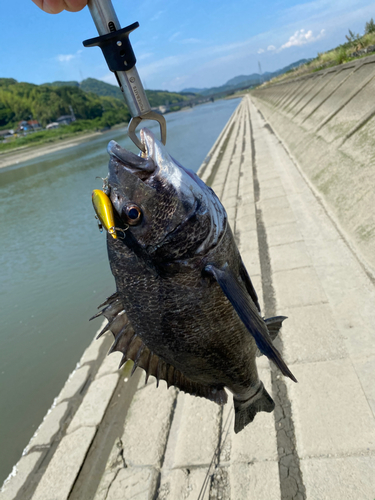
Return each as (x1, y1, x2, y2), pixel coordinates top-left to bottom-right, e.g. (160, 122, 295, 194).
(123, 204, 142, 226)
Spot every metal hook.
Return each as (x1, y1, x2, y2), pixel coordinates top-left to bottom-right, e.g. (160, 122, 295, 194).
(128, 111, 167, 153)
(109, 225, 129, 239)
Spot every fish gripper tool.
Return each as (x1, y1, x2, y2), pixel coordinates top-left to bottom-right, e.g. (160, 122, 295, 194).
(84, 0, 167, 152)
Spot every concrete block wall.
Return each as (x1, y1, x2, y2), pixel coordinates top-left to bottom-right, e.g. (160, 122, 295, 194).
(251, 55, 375, 276)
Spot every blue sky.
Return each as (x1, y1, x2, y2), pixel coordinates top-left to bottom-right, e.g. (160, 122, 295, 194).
(1, 1, 375, 91)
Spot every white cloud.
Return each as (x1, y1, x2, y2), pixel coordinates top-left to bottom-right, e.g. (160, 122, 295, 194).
(169, 32, 181, 42)
(150, 10, 164, 21)
(56, 49, 82, 63)
(280, 28, 325, 50)
(257, 48, 265, 54)
(180, 38, 201, 44)
(267, 45, 276, 51)
(56, 54, 75, 63)
(138, 52, 153, 61)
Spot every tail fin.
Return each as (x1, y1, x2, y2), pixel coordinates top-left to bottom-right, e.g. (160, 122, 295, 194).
(234, 383, 275, 434)
(264, 315, 287, 341)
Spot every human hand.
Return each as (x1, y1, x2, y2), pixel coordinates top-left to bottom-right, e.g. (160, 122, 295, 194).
(31, 0, 88, 14)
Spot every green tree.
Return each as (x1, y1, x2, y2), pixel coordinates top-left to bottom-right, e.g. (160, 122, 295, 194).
(345, 29, 361, 44)
(365, 18, 375, 34)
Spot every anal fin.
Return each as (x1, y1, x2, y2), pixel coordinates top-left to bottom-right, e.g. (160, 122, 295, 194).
(96, 296, 228, 405)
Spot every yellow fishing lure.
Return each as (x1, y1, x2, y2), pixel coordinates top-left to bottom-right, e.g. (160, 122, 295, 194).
(92, 189, 117, 239)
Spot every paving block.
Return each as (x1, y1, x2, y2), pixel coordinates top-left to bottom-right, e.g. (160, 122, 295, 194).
(258, 177, 283, 190)
(55, 365, 90, 403)
(0, 452, 42, 500)
(256, 169, 281, 183)
(240, 248, 261, 277)
(225, 206, 236, 223)
(286, 359, 375, 458)
(301, 456, 375, 500)
(231, 369, 278, 463)
(269, 241, 312, 272)
(259, 195, 290, 212)
(93, 438, 125, 500)
(67, 373, 119, 434)
(237, 228, 259, 252)
(222, 196, 238, 209)
(219, 398, 234, 464)
(312, 263, 375, 360)
(266, 222, 303, 247)
(281, 303, 346, 364)
(171, 392, 221, 468)
(353, 354, 375, 417)
(121, 384, 176, 467)
(239, 187, 255, 201)
(260, 205, 296, 228)
(95, 351, 122, 379)
(237, 201, 256, 217)
(158, 468, 211, 500)
(105, 467, 158, 500)
(260, 186, 286, 201)
(230, 462, 281, 500)
(272, 266, 327, 309)
(236, 213, 258, 233)
(31, 426, 96, 500)
(79, 325, 107, 365)
(26, 402, 68, 450)
(248, 274, 263, 311)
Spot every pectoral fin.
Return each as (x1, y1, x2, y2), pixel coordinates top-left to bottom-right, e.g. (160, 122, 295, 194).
(205, 263, 297, 383)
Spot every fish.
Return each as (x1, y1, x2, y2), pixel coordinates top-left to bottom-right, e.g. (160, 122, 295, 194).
(91, 127, 297, 434)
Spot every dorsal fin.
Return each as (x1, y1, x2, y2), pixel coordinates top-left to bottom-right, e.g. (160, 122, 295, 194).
(92, 296, 228, 406)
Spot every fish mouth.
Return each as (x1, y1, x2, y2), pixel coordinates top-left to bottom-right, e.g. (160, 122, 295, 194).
(107, 130, 156, 182)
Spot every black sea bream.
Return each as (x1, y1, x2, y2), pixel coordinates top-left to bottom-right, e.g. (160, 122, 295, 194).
(92, 128, 296, 433)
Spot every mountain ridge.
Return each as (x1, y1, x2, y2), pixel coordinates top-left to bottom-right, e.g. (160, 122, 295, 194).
(181, 59, 311, 95)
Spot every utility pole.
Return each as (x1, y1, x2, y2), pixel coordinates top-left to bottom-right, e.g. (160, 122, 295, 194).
(258, 61, 263, 85)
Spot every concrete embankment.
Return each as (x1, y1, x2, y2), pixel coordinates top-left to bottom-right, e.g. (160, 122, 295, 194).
(2, 95, 375, 500)
(251, 55, 375, 276)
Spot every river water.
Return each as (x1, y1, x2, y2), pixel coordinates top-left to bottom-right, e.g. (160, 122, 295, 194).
(0, 98, 240, 485)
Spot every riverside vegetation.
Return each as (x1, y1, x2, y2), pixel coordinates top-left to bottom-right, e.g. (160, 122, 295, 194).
(268, 17, 375, 85)
(0, 78, 194, 153)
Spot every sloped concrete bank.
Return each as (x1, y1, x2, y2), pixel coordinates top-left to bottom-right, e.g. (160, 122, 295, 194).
(251, 55, 375, 276)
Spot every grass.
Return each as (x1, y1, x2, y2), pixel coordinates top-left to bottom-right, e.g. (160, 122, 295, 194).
(264, 31, 375, 86)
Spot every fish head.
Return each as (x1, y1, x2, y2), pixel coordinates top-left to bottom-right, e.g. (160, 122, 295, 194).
(106, 128, 226, 259)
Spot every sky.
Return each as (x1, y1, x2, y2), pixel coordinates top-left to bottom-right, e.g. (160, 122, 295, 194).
(1, 0, 375, 92)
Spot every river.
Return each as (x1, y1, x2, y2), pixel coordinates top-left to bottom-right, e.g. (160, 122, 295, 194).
(0, 97, 240, 485)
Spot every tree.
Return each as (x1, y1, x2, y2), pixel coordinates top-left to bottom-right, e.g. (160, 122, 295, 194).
(365, 18, 375, 34)
(345, 29, 360, 44)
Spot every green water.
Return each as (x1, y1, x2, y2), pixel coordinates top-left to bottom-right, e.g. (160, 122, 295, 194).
(0, 98, 240, 485)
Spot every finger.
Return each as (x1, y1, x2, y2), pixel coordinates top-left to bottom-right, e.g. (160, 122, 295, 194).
(31, 0, 87, 14)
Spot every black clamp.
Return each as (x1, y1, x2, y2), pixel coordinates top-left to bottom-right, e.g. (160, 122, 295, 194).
(83, 22, 139, 72)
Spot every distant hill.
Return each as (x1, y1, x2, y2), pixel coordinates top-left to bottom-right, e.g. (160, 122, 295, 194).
(0, 78, 129, 129)
(43, 80, 80, 88)
(182, 87, 208, 94)
(0, 77, 198, 131)
(182, 59, 311, 95)
(44, 78, 195, 108)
